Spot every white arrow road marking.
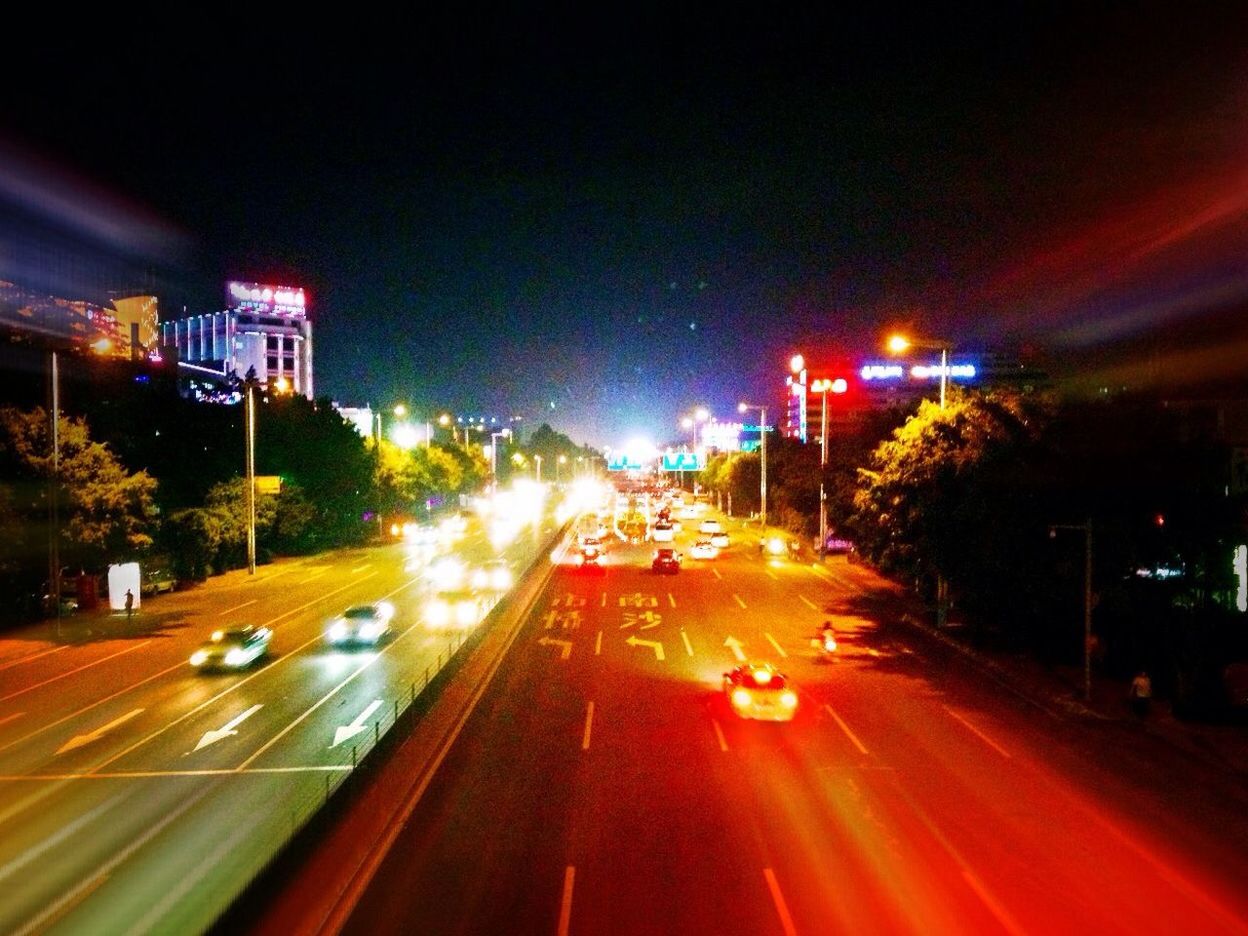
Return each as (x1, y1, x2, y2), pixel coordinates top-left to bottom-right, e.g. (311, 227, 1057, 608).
(538, 637, 573, 660)
(192, 704, 263, 753)
(724, 636, 746, 662)
(332, 700, 384, 748)
(765, 632, 788, 658)
(625, 636, 665, 661)
(56, 709, 144, 755)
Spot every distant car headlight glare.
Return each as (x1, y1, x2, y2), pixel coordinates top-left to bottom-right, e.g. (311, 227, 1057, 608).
(224, 648, 248, 667)
(189, 650, 208, 667)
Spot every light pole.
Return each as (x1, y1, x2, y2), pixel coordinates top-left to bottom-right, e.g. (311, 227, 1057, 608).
(811, 378, 847, 555)
(557, 454, 567, 483)
(738, 402, 768, 528)
(534, 454, 543, 482)
(439, 413, 457, 443)
(1051, 520, 1094, 701)
(489, 429, 511, 492)
(244, 375, 258, 575)
(888, 333, 953, 622)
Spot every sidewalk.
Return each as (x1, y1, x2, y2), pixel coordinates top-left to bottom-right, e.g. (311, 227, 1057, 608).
(898, 610, 1248, 779)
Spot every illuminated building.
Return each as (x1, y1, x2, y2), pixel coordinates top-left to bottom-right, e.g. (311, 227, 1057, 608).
(160, 281, 313, 399)
(0, 280, 160, 360)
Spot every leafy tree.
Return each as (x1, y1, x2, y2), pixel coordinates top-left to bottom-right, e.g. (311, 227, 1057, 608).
(163, 507, 223, 581)
(0, 406, 158, 572)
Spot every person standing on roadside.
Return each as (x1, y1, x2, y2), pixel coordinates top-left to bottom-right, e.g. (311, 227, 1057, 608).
(124, 589, 134, 622)
(1129, 670, 1152, 717)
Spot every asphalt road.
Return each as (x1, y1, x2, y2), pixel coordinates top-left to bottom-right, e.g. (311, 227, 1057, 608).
(0, 506, 559, 935)
(340, 507, 1248, 936)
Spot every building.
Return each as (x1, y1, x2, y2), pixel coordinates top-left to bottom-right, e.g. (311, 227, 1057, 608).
(160, 281, 313, 399)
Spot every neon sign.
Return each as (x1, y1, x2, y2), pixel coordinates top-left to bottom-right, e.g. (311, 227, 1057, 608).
(860, 364, 904, 380)
(227, 281, 308, 316)
(911, 364, 976, 379)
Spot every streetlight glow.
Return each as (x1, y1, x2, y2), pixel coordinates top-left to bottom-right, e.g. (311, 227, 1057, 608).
(790, 354, 805, 373)
(393, 404, 408, 418)
(887, 335, 910, 354)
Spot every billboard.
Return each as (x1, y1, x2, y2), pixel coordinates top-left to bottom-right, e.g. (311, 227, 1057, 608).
(227, 281, 308, 318)
(661, 452, 703, 471)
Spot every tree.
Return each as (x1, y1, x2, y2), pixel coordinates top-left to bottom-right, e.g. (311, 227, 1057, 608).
(0, 406, 158, 572)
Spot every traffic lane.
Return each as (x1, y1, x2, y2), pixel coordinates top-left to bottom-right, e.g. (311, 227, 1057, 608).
(342, 572, 585, 936)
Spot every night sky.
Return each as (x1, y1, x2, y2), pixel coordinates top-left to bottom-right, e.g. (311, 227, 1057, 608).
(3, 5, 1247, 446)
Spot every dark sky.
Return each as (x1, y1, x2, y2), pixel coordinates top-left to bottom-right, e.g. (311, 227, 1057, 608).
(3, 4, 1248, 445)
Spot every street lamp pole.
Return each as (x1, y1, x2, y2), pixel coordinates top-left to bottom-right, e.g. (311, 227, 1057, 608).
(738, 402, 767, 528)
(490, 430, 510, 492)
(245, 379, 257, 575)
(534, 454, 543, 482)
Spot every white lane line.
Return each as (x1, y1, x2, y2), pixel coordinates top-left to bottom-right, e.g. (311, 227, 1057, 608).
(798, 595, 818, 611)
(763, 868, 798, 936)
(766, 570, 778, 581)
(0, 713, 25, 728)
(943, 706, 1012, 759)
(0, 641, 152, 705)
(91, 571, 396, 772)
(733, 594, 747, 609)
(712, 567, 723, 581)
(595, 631, 603, 655)
(0, 766, 354, 780)
(13, 783, 216, 936)
(0, 792, 125, 885)
(823, 703, 869, 755)
(668, 592, 676, 608)
(558, 866, 576, 936)
(581, 701, 594, 751)
(711, 718, 728, 752)
(961, 870, 1028, 936)
(681, 630, 694, 656)
(866, 648, 880, 657)
(0, 646, 67, 671)
(300, 570, 329, 585)
(600, 592, 606, 607)
(351, 564, 372, 573)
(217, 598, 258, 617)
(764, 633, 788, 658)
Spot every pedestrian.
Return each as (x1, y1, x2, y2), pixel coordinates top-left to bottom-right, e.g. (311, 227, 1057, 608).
(1129, 670, 1152, 717)
(124, 588, 134, 621)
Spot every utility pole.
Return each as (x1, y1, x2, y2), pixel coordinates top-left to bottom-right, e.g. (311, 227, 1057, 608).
(245, 378, 257, 575)
(49, 351, 61, 634)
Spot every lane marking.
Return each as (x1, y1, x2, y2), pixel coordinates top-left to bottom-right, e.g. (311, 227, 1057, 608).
(558, 866, 576, 936)
(331, 700, 385, 749)
(943, 706, 1012, 759)
(351, 564, 372, 573)
(193, 704, 265, 752)
(601, 592, 606, 607)
(0, 766, 354, 780)
(91, 571, 401, 772)
(668, 592, 676, 608)
(581, 701, 594, 751)
(0, 641, 152, 705)
(12, 782, 216, 936)
(732, 594, 747, 609)
(961, 870, 1028, 936)
(681, 630, 693, 656)
(798, 595, 818, 611)
(764, 633, 788, 658)
(0, 712, 25, 728)
(763, 868, 798, 936)
(217, 598, 258, 616)
(300, 569, 330, 585)
(0, 792, 125, 885)
(595, 631, 602, 655)
(766, 570, 778, 581)
(0, 645, 67, 671)
(57, 708, 146, 755)
(866, 648, 880, 657)
(711, 567, 723, 581)
(711, 718, 728, 752)
(823, 703, 869, 755)
(539, 637, 574, 660)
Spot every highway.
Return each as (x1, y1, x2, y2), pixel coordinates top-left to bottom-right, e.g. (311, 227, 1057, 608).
(330, 504, 1248, 935)
(0, 502, 559, 936)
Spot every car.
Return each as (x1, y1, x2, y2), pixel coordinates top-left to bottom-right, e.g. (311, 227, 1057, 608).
(141, 567, 176, 596)
(698, 518, 723, 534)
(190, 625, 272, 670)
(652, 522, 675, 543)
(690, 540, 718, 560)
(425, 590, 493, 629)
(326, 602, 394, 646)
(710, 531, 729, 549)
(723, 662, 799, 721)
(471, 560, 514, 591)
(652, 547, 681, 574)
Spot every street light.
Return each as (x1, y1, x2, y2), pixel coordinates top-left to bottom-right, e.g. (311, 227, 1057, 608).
(737, 402, 768, 528)
(557, 454, 567, 483)
(1051, 520, 1094, 701)
(887, 333, 953, 410)
(534, 453, 543, 482)
(811, 378, 848, 555)
(489, 429, 511, 492)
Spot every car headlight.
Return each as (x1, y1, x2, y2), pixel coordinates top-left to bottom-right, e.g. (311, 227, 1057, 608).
(455, 600, 477, 626)
(781, 691, 798, 709)
(360, 623, 381, 639)
(732, 688, 753, 708)
(328, 621, 348, 641)
(768, 537, 786, 555)
(189, 650, 208, 667)
(427, 602, 450, 626)
(224, 648, 248, 667)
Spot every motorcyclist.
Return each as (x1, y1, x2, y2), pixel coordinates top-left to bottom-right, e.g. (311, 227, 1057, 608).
(816, 620, 836, 653)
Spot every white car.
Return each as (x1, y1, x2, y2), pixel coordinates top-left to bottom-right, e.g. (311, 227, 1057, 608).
(471, 560, 513, 591)
(710, 531, 729, 549)
(652, 522, 675, 542)
(326, 603, 395, 646)
(698, 519, 723, 535)
(690, 540, 718, 559)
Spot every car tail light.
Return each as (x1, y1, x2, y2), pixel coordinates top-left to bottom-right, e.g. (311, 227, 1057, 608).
(732, 688, 752, 708)
(781, 691, 798, 709)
